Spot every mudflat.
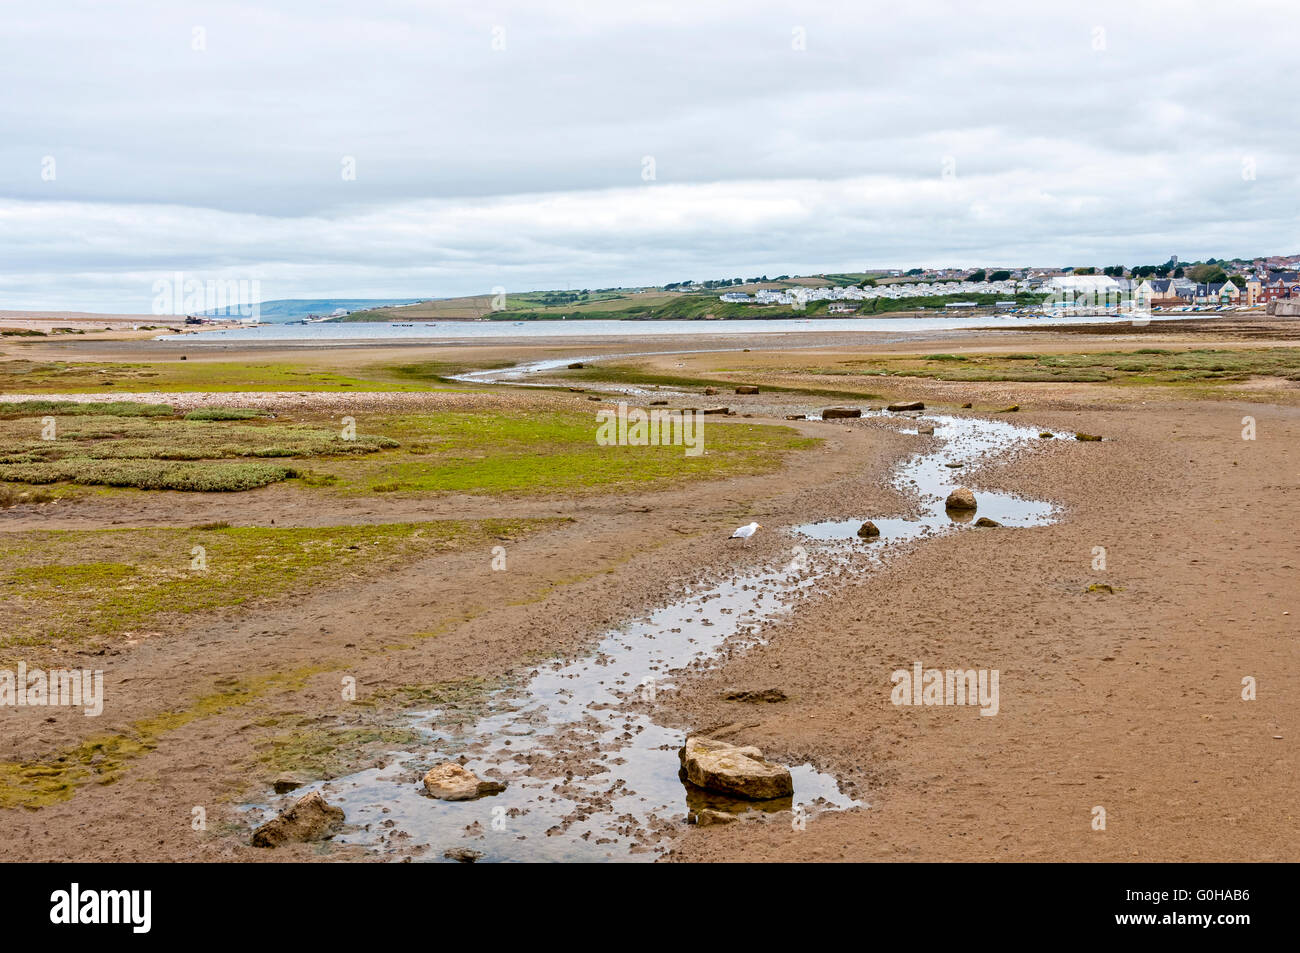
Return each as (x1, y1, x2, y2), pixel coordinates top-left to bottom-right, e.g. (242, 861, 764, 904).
(0, 317, 1295, 862)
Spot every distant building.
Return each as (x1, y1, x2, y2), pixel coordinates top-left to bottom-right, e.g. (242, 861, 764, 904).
(1193, 282, 1239, 305)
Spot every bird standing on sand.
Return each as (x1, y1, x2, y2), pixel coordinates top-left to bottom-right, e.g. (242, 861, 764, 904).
(730, 522, 762, 545)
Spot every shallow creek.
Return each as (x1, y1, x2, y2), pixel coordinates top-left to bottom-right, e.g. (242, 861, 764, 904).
(244, 410, 1065, 861)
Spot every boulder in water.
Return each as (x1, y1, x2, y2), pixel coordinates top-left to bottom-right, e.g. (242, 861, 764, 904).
(679, 736, 793, 800)
(423, 763, 507, 801)
(945, 488, 977, 510)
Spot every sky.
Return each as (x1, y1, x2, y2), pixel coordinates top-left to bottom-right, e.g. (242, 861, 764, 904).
(2, 0, 1297, 313)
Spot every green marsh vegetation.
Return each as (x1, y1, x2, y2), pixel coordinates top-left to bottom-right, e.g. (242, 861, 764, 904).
(322, 409, 819, 495)
(0, 400, 819, 498)
(0, 401, 394, 492)
(0, 357, 487, 394)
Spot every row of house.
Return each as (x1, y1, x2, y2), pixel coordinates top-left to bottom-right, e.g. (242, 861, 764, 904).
(717, 269, 1300, 311)
(1134, 273, 1300, 307)
(719, 278, 1025, 307)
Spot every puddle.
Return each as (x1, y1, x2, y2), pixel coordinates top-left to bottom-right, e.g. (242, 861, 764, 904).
(243, 410, 1063, 861)
(794, 412, 1059, 541)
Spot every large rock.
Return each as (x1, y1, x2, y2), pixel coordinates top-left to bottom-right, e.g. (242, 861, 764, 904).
(444, 847, 485, 863)
(857, 520, 880, 538)
(272, 772, 311, 795)
(423, 763, 507, 801)
(251, 791, 344, 848)
(679, 736, 793, 801)
(887, 401, 925, 411)
(821, 407, 861, 419)
(734, 385, 759, 394)
(945, 488, 977, 510)
(703, 386, 719, 396)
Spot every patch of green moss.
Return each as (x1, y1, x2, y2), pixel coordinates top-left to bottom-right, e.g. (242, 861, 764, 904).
(254, 724, 424, 779)
(0, 667, 326, 810)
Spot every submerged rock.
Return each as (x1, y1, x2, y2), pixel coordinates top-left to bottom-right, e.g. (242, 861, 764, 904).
(567, 362, 585, 369)
(917, 424, 935, 435)
(857, 520, 880, 539)
(821, 406, 861, 419)
(423, 763, 507, 801)
(998, 404, 1020, 413)
(887, 401, 925, 411)
(251, 791, 344, 848)
(945, 488, 977, 510)
(974, 517, 1002, 527)
(703, 386, 719, 395)
(1075, 432, 1103, 441)
(692, 809, 738, 827)
(679, 736, 794, 801)
(784, 414, 806, 420)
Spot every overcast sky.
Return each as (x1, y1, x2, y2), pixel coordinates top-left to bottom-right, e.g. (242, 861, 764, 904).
(2, 0, 1297, 312)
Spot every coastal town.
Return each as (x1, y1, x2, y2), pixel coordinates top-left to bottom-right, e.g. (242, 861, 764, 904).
(715, 254, 1300, 314)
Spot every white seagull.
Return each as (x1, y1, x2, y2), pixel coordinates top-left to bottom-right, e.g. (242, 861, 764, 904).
(730, 521, 762, 545)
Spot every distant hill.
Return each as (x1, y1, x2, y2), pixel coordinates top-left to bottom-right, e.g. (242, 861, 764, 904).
(202, 299, 425, 323)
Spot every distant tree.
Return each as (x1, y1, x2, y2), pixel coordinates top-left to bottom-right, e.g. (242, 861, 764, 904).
(1073, 267, 1096, 275)
(905, 267, 924, 276)
(1173, 267, 1185, 278)
(988, 270, 1011, 282)
(1187, 264, 1227, 284)
(858, 278, 877, 288)
(1102, 265, 1125, 277)
(1228, 275, 1246, 288)
(966, 269, 987, 282)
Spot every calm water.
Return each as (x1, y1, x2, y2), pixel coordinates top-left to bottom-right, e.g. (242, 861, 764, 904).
(160, 312, 1201, 343)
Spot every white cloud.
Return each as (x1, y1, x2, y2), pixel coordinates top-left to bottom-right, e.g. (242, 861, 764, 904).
(1, 0, 1297, 310)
